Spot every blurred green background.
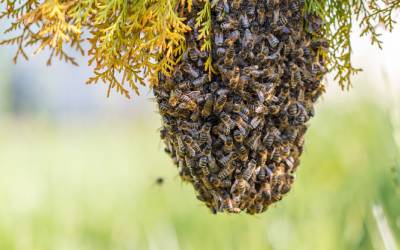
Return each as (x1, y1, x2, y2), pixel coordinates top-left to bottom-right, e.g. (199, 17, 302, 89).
(1, 25, 400, 250)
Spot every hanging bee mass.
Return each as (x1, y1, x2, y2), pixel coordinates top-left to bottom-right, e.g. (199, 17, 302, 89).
(154, 0, 327, 214)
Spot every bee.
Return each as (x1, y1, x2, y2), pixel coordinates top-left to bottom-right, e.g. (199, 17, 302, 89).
(290, 0, 300, 12)
(258, 150, 269, 167)
(221, 18, 239, 31)
(263, 132, 275, 148)
(224, 30, 240, 46)
(168, 89, 182, 107)
(176, 135, 186, 156)
(221, 192, 241, 213)
(232, 0, 242, 10)
(237, 145, 249, 162)
(201, 176, 213, 190)
(216, 47, 226, 57)
(280, 183, 291, 194)
(231, 175, 249, 195)
(240, 13, 250, 29)
(199, 123, 212, 145)
(219, 152, 237, 167)
(183, 136, 199, 156)
(224, 45, 235, 66)
(233, 129, 244, 142)
(215, 1, 228, 22)
(199, 156, 209, 176)
(250, 116, 263, 129)
(260, 182, 272, 201)
(277, 16, 288, 26)
(220, 112, 235, 129)
(287, 102, 300, 116)
(281, 144, 291, 158)
(246, 131, 262, 151)
(266, 33, 279, 48)
(181, 63, 199, 78)
(158, 101, 172, 115)
(192, 74, 209, 88)
(154, 177, 164, 186)
(214, 94, 227, 113)
(284, 156, 295, 172)
(257, 4, 266, 25)
(243, 159, 257, 181)
(229, 67, 241, 88)
(214, 30, 224, 47)
(218, 163, 235, 179)
(188, 47, 200, 61)
(201, 94, 214, 117)
(271, 148, 282, 163)
(223, 136, 234, 153)
(235, 115, 250, 135)
(269, 104, 280, 115)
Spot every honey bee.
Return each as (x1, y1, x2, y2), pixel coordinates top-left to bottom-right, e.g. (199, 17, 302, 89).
(220, 112, 235, 129)
(192, 74, 209, 88)
(237, 145, 249, 162)
(221, 192, 241, 213)
(216, 47, 226, 58)
(199, 123, 212, 145)
(214, 94, 227, 113)
(287, 102, 300, 116)
(225, 30, 240, 46)
(181, 63, 199, 78)
(176, 135, 186, 156)
(250, 116, 263, 129)
(235, 115, 250, 135)
(266, 33, 279, 48)
(221, 18, 239, 31)
(231, 175, 248, 194)
(214, 30, 224, 47)
(246, 131, 262, 151)
(201, 94, 214, 117)
(224, 45, 235, 66)
(243, 159, 257, 181)
(271, 148, 282, 163)
(223, 136, 234, 153)
(199, 156, 209, 175)
(232, 0, 242, 10)
(260, 182, 272, 201)
(258, 150, 269, 167)
(215, 1, 228, 22)
(263, 132, 275, 148)
(218, 163, 235, 179)
(257, 4, 266, 25)
(229, 66, 240, 88)
(240, 13, 250, 28)
(233, 129, 244, 142)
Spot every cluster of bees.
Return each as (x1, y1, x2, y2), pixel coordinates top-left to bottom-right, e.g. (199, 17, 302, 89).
(154, 0, 327, 214)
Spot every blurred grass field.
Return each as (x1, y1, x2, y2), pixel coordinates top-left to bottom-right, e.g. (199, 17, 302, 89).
(0, 86, 399, 250)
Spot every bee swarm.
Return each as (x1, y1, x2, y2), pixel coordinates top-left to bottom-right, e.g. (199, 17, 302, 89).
(154, 0, 327, 214)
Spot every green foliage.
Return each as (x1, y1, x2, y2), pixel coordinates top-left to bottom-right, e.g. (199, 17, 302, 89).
(307, 0, 400, 89)
(0, 0, 399, 96)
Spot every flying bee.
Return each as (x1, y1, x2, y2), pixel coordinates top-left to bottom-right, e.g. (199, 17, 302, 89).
(221, 18, 239, 31)
(224, 45, 235, 66)
(181, 63, 199, 78)
(201, 94, 214, 117)
(233, 129, 244, 142)
(214, 94, 227, 113)
(224, 30, 240, 46)
(237, 145, 249, 162)
(199, 156, 210, 176)
(243, 159, 257, 181)
(266, 33, 279, 48)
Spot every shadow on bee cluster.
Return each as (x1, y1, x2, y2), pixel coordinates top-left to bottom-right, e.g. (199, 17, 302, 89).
(154, 0, 328, 214)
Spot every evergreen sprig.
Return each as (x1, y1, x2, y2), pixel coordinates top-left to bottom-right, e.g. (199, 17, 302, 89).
(0, 0, 399, 96)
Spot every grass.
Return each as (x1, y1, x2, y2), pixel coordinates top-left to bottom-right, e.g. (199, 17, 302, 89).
(0, 93, 398, 250)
